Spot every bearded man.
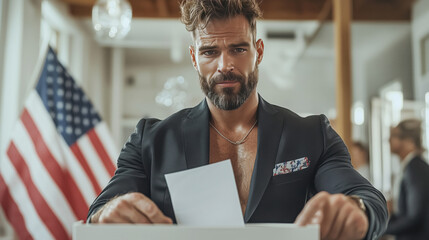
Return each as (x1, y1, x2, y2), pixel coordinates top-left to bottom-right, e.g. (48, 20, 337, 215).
(88, 1, 388, 239)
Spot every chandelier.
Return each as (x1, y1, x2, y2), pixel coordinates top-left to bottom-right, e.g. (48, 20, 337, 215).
(92, 0, 132, 39)
(156, 76, 190, 111)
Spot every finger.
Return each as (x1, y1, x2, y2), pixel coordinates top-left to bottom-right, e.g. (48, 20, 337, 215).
(335, 215, 355, 240)
(98, 202, 133, 224)
(121, 204, 151, 224)
(337, 210, 368, 240)
(295, 191, 330, 226)
(310, 210, 323, 225)
(324, 202, 354, 240)
(336, 213, 360, 240)
(127, 193, 173, 224)
(320, 195, 345, 239)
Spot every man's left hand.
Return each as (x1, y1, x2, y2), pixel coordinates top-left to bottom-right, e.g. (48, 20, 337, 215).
(295, 191, 368, 240)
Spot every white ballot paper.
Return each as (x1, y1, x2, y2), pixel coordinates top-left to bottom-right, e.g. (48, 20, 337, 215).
(165, 160, 244, 227)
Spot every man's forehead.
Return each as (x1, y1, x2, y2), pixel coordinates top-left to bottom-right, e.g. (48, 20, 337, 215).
(193, 16, 252, 46)
(195, 34, 251, 47)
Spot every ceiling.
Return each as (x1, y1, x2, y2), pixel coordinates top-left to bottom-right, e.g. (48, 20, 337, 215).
(60, 0, 414, 21)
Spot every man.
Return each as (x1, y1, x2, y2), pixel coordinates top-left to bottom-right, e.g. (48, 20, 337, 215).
(88, 1, 387, 239)
(385, 119, 429, 240)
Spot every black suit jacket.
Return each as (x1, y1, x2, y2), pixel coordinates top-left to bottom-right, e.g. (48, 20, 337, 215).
(385, 155, 429, 240)
(88, 96, 387, 239)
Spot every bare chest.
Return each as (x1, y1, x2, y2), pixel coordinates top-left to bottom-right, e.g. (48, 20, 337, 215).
(209, 128, 258, 214)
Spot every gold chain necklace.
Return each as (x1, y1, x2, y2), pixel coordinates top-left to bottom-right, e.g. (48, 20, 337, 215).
(209, 120, 258, 145)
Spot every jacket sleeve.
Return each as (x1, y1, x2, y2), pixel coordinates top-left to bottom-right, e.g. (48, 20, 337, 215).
(385, 160, 429, 234)
(87, 119, 150, 222)
(314, 115, 388, 240)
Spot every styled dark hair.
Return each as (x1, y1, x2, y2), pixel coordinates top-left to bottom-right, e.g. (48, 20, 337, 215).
(395, 119, 424, 151)
(180, 0, 262, 41)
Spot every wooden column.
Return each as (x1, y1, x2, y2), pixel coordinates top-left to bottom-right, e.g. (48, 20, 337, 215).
(333, 0, 352, 149)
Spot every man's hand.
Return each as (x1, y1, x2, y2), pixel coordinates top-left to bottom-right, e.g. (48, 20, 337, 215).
(295, 192, 368, 240)
(90, 192, 173, 224)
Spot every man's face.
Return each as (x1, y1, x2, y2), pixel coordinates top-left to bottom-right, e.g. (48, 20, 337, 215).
(389, 127, 402, 154)
(189, 15, 264, 110)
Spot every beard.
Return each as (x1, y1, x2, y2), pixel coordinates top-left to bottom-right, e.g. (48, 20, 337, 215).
(199, 66, 258, 110)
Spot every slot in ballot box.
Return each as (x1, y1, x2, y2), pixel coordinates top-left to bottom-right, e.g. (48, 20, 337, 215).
(73, 222, 319, 240)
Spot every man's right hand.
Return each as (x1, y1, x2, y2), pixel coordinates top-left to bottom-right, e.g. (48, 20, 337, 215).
(90, 192, 173, 224)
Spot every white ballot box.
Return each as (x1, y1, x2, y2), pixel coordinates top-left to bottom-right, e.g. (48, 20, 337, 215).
(73, 222, 319, 240)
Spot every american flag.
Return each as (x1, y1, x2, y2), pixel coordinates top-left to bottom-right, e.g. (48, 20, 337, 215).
(0, 47, 117, 239)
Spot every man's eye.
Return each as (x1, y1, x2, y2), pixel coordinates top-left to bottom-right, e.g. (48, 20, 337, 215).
(234, 48, 246, 53)
(203, 50, 216, 56)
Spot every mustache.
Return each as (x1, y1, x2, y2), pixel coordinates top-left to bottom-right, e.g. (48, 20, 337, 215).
(210, 72, 245, 85)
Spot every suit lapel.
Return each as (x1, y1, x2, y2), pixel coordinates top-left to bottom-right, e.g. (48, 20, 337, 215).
(182, 96, 284, 222)
(182, 99, 210, 169)
(244, 96, 284, 222)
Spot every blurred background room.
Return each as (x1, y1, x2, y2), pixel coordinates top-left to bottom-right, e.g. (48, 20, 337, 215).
(1, 0, 429, 239)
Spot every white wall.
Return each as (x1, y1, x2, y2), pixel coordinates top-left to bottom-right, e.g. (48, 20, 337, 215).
(258, 55, 336, 116)
(412, 0, 429, 101)
(0, 0, 42, 157)
(0, 0, 7, 107)
(351, 23, 413, 143)
(123, 64, 202, 119)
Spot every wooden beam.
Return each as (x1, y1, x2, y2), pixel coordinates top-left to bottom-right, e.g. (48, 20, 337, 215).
(306, 0, 332, 46)
(353, 0, 411, 21)
(297, 0, 332, 59)
(156, 0, 169, 18)
(333, 0, 352, 149)
(63, 0, 412, 21)
(69, 5, 92, 17)
(60, 0, 95, 6)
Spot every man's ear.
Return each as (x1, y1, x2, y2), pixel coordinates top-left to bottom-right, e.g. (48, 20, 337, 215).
(255, 39, 264, 65)
(189, 46, 198, 70)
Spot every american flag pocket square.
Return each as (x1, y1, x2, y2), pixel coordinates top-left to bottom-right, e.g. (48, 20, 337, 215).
(273, 157, 310, 176)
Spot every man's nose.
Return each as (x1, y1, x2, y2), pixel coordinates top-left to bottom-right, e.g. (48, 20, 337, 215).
(217, 53, 234, 73)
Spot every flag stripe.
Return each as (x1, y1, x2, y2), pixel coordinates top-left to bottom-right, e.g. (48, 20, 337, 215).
(21, 109, 89, 219)
(0, 176, 33, 240)
(70, 143, 102, 194)
(95, 123, 119, 162)
(87, 128, 116, 176)
(1, 154, 54, 239)
(77, 136, 111, 188)
(94, 122, 119, 163)
(25, 92, 96, 206)
(7, 142, 69, 240)
(56, 138, 96, 206)
(14, 121, 77, 232)
(25, 92, 66, 168)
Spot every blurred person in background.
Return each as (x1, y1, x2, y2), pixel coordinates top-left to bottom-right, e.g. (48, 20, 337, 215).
(385, 119, 429, 240)
(351, 141, 371, 182)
